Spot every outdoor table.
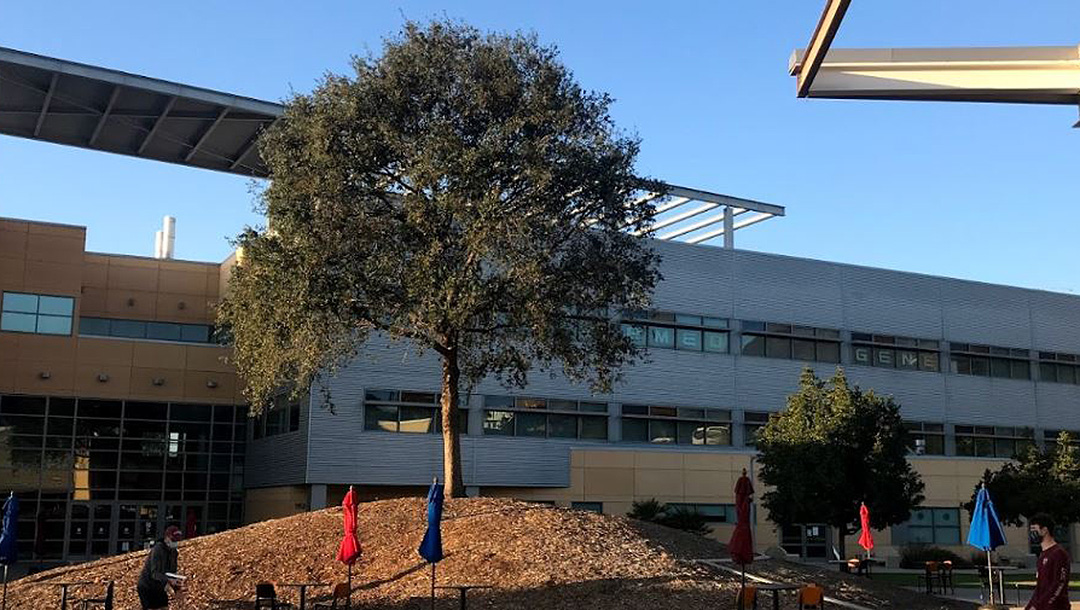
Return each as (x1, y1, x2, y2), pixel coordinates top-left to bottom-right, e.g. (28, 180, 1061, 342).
(278, 582, 329, 610)
(49, 581, 93, 610)
(752, 583, 801, 610)
(986, 566, 1019, 605)
(434, 584, 493, 610)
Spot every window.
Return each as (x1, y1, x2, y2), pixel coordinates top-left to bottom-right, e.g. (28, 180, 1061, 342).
(949, 343, 1030, 380)
(363, 389, 467, 435)
(665, 503, 736, 523)
(1043, 430, 1080, 448)
(621, 405, 731, 446)
(904, 422, 946, 455)
(79, 317, 216, 344)
(481, 396, 607, 440)
(955, 425, 1034, 458)
(892, 508, 961, 545)
(1, 292, 74, 335)
(739, 321, 840, 363)
(571, 502, 603, 513)
(851, 333, 940, 373)
(1038, 352, 1080, 386)
(743, 412, 771, 447)
(621, 310, 729, 354)
(253, 394, 303, 438)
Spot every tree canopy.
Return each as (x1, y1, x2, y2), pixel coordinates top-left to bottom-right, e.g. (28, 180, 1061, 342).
(964, 433, 1080, 529)
(756, 367, 925, 556)
(219, 20, 662, 496)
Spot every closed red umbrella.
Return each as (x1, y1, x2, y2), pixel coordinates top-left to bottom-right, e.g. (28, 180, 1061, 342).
(337, 486, 362, 609)
(729, 468, 755, 586)
(858, 502, 874, 558)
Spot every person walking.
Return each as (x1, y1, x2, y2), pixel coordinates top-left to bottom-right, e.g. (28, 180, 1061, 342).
(1025, 513, 1070, 610)
(136, 526, 183, 610)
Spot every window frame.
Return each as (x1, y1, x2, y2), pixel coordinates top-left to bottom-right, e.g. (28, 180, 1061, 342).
(739, 320, 841, 364)
(1, 291, 75, 336)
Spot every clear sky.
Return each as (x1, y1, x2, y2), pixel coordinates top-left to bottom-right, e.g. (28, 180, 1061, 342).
(1, 1, 1078, 293)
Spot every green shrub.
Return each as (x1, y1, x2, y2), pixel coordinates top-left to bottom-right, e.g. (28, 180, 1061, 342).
(899, 545, 974, 569)
(628, 498, 710, 536)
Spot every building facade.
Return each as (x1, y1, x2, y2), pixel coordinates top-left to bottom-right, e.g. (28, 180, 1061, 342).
(0, 217, 246, 564)
(245, 238, 1080, 563)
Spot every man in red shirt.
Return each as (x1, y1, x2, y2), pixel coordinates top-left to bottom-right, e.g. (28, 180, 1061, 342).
(1026, 513, 1071, 610)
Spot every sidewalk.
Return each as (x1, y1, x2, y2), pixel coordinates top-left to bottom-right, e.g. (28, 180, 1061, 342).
(914, 586, 1080, 610)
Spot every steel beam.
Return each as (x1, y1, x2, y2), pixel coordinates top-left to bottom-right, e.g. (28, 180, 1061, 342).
(184, 106, 229, 162)
(33, 73, 58, 137)
(686, 213, 776, 245)
(137, 96, 177, 154)
(229, 125, 266, 171)
(89, 85, 121, 146)
(795, 0, 851, 97)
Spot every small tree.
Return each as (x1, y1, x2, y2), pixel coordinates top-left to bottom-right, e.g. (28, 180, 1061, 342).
(219, 21, 662, 497)
(963, 433, 1080, 530)
(757, 367, 925, 558)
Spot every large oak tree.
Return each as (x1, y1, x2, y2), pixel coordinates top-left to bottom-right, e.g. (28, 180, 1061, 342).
(220, 21, 662, 497)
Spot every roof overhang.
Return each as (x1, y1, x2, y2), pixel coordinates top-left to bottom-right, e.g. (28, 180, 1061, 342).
(0, 46, 284, 176)
(789, 45, 1080, 106)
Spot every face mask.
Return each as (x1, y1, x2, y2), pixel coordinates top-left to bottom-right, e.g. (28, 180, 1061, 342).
(1029, 530, 1043, 545)
(165, 539, 179, 549)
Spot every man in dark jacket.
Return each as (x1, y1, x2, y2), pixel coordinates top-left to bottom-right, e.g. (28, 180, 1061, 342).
(1026, 513, 1071, 610)
(137, 526, 182, 610)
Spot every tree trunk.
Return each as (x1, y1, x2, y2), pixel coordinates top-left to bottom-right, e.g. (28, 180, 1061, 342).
(440, 346, 465, 498)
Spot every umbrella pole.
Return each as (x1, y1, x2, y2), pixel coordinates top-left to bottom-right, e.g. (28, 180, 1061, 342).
(430, 562, 435, 610)
(986, 550, 994, 605)
(2, 564, 7, 610)
(347, 563, 353, 610)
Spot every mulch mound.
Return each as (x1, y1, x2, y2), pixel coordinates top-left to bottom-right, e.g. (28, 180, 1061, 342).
(4, 497, 972, 610)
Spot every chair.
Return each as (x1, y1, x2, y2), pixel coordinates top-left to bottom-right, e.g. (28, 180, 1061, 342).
(735, 585, 758, 610)
(255, 583, 293, 610)
(313, 583, 350, 610)
(938, 560, 955, 594)
(916, 561, 940, 594)
(798, 584, 825, 609)
(78, 581, 114, 610)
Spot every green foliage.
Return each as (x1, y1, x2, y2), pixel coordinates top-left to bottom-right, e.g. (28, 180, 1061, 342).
(219, 20, 662, 496)
(756, 367, 925, 555)
(628, 499, 665, 522)
(627, 499, 710, 536)
(963, 433, 1080, 528)
(898, 545, 974, 569)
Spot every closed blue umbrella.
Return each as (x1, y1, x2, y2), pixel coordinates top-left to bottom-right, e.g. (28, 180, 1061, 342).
(0, 492, 19, 610)
(967, 485, 1007, 605)
(418, 480, 444, 610)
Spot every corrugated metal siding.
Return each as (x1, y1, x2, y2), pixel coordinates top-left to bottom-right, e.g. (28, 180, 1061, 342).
(287, 242, 1080, 487)
(244, 396, 311, 488)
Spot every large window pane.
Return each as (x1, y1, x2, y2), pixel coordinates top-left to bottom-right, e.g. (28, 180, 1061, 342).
(621, 418, 648, 442)
(740, 335, 765, 357)
(704, 424, 732, 446)
(38, 296, 73, 316)
(548, 414, 577, 438)
(792, 339, 815, 361)
(649, 420, 676, 444)
(147, 322, 182, 341)
(483, 411, 515, 436)
(111, 320, 146, 339)
(399, 407, 435, 434)
(678, 421, 703, 445)
(816, 342, 840, 363)
(703, 331, 728, 353)
(676, 328, 702, 351)
(621, 324, 646, 347)
(580, 416, 607, 440)
(516, 412, 547, 437)
(2, 293, 38, 313)
(180, 325, 211, 343)
(79, 317, 111, 336)
(364, 406, 397, 432)
(35, 315, 71, 335)
(0, 312, 36, 332)
(765, 336, 790, 359)
(648, 326, 675, 349)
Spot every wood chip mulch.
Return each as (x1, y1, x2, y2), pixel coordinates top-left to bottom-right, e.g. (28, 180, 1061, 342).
(3, 497, 975, 610)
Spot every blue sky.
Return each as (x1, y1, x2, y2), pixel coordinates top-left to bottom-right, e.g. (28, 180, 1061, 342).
(1, 1, 1078, 293)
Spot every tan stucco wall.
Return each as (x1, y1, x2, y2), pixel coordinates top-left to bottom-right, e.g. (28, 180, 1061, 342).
(244, 485, 311, 524)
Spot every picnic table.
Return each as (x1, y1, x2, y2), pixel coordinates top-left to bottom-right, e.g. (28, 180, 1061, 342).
(434, 584, 493, 610)
(753, 583, 801, 610)
(48, 581, 93, 610)
(277, 582, 329, 610)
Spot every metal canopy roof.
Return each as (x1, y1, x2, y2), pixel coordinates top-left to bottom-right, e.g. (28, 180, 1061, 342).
(0, 46, 784, 247)
(0, 46, 284, 176)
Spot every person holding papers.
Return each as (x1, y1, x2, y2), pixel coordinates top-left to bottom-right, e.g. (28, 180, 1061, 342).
(136, 525, 183, 610)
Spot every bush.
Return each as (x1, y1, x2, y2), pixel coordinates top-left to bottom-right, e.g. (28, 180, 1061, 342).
(628, 499, 710, 536)
(899, 545, 974, 569)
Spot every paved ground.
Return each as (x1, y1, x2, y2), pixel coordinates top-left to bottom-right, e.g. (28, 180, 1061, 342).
(924, 586, 1080, 609)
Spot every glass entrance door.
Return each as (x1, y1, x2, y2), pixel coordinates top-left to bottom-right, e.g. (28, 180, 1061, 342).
(781, 523, 832, 559)
(116, 504, 160, 554)
(66, 502, 115, 559)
